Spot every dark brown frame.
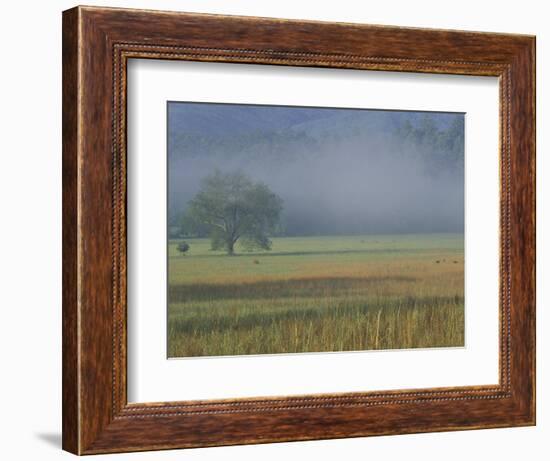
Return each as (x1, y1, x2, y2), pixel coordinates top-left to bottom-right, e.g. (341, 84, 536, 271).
(62, 5, 536, 455)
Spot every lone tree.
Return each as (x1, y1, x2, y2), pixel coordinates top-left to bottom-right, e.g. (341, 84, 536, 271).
(186, 171, 283, 255)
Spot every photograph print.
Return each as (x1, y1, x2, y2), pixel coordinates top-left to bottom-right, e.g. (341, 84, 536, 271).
(167, 101, 465, 358)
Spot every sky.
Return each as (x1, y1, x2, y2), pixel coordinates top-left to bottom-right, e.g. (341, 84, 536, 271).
(167, 102, 465, 236)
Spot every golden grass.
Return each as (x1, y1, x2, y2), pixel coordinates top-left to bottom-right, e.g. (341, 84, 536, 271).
(167, 234, 464, 357)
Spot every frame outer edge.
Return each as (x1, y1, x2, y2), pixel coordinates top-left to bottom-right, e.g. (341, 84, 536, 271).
(531, 36, 537, 425)
(504, 36, 536, 424)
(62, 6, 81, 455)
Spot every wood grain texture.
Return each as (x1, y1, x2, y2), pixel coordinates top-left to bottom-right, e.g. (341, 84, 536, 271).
(62, 5, 536, 455)
(62, 7, 79, 454)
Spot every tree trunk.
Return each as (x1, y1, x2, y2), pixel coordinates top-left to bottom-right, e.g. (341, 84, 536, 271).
(226, 239, 235, 255)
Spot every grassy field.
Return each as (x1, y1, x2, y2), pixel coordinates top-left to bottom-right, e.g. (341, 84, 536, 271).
(167, 234, 464, 357)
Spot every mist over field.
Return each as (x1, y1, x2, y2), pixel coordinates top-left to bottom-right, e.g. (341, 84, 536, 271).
(168, 102, 464, 236)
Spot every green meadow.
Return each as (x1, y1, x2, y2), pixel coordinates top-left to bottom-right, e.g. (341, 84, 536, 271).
(167, 234, 464, 358)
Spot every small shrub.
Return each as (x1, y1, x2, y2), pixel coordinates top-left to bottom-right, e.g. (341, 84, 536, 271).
(177, 242, 190, 254)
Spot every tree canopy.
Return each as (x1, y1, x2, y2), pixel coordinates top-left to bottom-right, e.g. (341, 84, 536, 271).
(186, 171, 283, 255)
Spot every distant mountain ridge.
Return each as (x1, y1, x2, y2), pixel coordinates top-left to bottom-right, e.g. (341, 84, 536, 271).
(168, 102, 460, 159)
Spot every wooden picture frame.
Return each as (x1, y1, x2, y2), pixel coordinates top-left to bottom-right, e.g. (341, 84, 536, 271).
(62, 5, 535, 455)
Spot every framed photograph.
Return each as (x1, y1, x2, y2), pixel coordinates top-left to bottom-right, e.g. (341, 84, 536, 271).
(62, 6, 535, 455)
